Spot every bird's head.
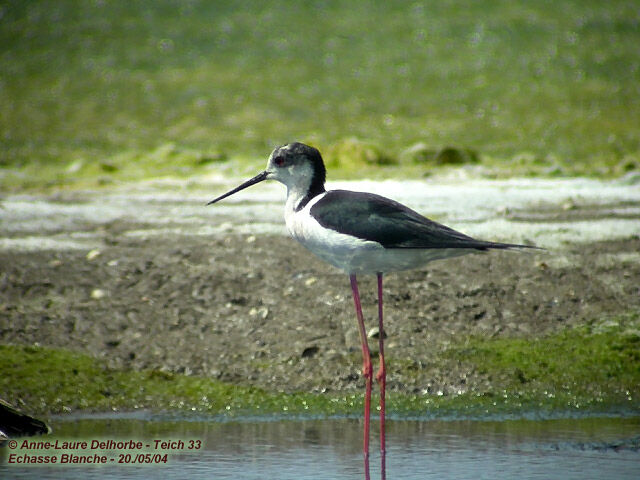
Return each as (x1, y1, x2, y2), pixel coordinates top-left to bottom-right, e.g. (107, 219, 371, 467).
(207, 142, 326, 205)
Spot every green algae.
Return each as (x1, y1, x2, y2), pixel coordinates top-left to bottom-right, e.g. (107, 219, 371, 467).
(2, 314, 638, 419)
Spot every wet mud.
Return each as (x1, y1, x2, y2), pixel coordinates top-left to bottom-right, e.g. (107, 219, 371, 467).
(2, 216, 638, 396)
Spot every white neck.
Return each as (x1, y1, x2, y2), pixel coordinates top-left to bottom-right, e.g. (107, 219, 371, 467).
(279, 163, 315, 214)
(285, 181, 311, 215)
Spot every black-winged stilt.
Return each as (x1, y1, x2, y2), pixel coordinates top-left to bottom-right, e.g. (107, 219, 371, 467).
(208, 142, 536, 480)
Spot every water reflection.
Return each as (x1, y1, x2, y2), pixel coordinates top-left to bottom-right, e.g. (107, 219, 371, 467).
(1, 415, 638, 479)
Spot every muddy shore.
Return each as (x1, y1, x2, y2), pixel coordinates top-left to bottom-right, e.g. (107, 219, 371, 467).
(2, 210, 638, 399)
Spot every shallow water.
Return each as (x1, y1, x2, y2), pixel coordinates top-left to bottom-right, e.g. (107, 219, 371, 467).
(2, 177, 640, 252)
(2, 414, 638, 479)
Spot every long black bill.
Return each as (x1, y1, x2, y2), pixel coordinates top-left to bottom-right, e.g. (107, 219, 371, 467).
(206, 170, 269, 205)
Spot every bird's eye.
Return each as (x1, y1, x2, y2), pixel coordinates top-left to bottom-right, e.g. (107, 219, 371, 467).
(274, 156, 285, 166)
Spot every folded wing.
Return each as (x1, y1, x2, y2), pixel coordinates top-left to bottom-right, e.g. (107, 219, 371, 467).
(311, 190, 529, 250)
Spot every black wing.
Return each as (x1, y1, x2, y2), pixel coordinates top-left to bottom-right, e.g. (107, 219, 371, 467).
(310, 190, 527, 250)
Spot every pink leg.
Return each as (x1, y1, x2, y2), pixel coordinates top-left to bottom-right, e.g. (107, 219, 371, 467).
(350, 274, 372, 480)
(376, 273, 386, 480)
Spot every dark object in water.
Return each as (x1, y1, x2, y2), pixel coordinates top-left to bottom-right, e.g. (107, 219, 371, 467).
(0, 399, 50, 441)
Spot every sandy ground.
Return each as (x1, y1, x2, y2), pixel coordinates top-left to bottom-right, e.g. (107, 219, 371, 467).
(1, 177, 639, 396)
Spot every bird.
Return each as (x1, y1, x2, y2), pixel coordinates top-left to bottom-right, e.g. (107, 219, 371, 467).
(207, 142, 537, 480)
